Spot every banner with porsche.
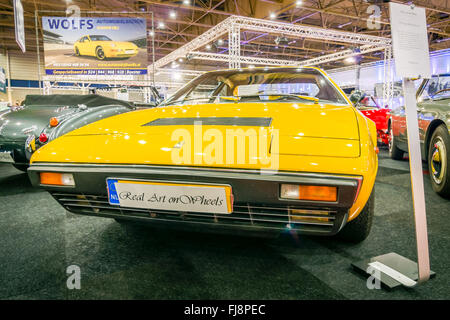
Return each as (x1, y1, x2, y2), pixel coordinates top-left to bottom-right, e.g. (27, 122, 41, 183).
(42, 17, 147, 75)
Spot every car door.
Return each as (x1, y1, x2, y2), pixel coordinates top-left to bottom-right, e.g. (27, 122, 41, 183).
(79, 36, 89, 55)
(393, 79, 431, 152)
(84, 36, 95, 56)
(390, 104, 408, 151)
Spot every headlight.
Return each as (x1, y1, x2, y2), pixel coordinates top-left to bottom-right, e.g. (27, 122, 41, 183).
(40, 172, 75, 186)
(280, 184, 337, 202)
(110, 43, 116, 47)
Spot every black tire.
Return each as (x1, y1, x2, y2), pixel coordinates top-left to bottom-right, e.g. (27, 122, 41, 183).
(114, 217, 133, 225)
(428, 124, 450, 198)
(95, 46, 106, 60)
(389, 127, 404, 160)
(337, 189, 375, 243)
(75, 47, 80, 56)
(12, 164, 28, 172)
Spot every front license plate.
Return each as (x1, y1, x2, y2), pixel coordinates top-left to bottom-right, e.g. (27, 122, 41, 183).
(0, 151, 14, 163)
(125, 50, 135, 54)
(106, 179, 232, 214)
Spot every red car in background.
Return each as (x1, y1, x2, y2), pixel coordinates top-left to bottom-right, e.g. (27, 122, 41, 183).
(350, 91, 390, 145)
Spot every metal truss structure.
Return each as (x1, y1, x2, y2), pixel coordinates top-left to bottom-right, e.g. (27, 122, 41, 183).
(150, 15, 394, 105)
(187, 43, 385, 68)
(155, 69, 205, 77)
(383, 46, 394, 108)
(151, 15, 391, 69)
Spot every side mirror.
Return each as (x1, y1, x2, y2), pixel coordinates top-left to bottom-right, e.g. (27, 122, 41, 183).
(349, 92, 364, 105)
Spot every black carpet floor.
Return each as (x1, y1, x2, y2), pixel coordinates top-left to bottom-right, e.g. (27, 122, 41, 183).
(0, 148, 449, 300)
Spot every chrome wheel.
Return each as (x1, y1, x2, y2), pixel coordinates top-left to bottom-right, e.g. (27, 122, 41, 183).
(96, 47, 105, 60)
(430, 137, 447, 185)
(388, 128, 394, 153)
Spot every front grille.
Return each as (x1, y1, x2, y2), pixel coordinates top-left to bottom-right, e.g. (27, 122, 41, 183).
(52, 192, 344, 234)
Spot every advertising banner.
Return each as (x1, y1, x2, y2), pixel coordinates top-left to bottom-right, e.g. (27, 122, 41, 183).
(13, 0, 26, 52)
(0, 67, 6, 93)
(42, 17, 148, 75)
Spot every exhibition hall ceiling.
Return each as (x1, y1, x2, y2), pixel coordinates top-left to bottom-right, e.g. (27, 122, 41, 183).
(0, 0, 449, 69)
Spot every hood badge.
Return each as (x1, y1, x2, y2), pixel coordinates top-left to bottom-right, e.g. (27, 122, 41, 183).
(22, 125, 37, 134)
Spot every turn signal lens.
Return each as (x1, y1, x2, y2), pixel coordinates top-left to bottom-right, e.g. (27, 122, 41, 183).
(40, 172, 75, 186)
(39, 133, 48, 143)
(281, 184, 337, 202)
(49, 117, 59, 127)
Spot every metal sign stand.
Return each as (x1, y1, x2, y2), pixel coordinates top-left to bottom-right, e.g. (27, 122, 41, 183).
(352, 78, 436, 289)
(352, 3, 435, 289)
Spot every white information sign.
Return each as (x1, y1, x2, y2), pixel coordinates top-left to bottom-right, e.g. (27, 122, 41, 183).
(108, 180, 232, 214)
(13, 0, 26, 53)
(389, 2, 430, 79)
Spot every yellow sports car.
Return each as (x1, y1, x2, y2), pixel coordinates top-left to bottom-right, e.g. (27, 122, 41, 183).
(74, 35, 138, 60)
(28, 67, 378, 242)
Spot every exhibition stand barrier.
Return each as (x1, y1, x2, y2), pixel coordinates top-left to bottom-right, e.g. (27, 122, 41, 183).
(352, 2, 435, 289)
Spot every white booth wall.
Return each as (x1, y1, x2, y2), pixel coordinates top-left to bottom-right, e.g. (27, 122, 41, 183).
(328, 48, 450, 109)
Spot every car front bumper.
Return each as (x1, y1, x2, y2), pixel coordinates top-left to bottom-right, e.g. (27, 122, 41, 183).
(107, 49, 138, 57)
(28, 163, 362, 236)
(0, 141, 28, 165)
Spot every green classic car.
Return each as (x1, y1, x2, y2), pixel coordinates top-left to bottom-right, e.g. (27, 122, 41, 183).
(0, 94, 136, 171)
(388, 74, 450, 198)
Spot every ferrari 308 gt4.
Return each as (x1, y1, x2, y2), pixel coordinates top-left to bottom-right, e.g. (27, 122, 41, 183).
(28, 67, 378, 242)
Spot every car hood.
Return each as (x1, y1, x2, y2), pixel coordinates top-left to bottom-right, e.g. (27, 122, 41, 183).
(0, 105, 77, 142)
(31, 102, 361, 167)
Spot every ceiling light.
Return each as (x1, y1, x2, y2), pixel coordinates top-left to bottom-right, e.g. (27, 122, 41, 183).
(296, 0, 303, 6)
(148, 30, 154, 37)
(345, 57, 356, 63)
(178, 58, 183, 63)
(248, 65, 255, 69)
(206, 44, 212, 50)
(269, 12, 277, 19)
(172, 73, 182, 81)
(183, 0, 190, 5)
(217, 39, 224, 45)
(158, 21, 165, 29)
(169, 11, 176, 19)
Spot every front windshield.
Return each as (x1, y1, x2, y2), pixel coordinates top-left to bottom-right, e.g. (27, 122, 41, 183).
(90, 35, 112, 41)
(419, 75, 450, 101)
(161, 67, 349, 106)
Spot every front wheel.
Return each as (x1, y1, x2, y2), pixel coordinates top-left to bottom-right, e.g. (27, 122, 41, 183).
(12, 164, 28, 172)
(96, 47, 106, 60)
(337, 189, 374, 243)
(75, 47, 80, 56)
(428, 124, 450, 198)
(389, 127, 404, 160)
